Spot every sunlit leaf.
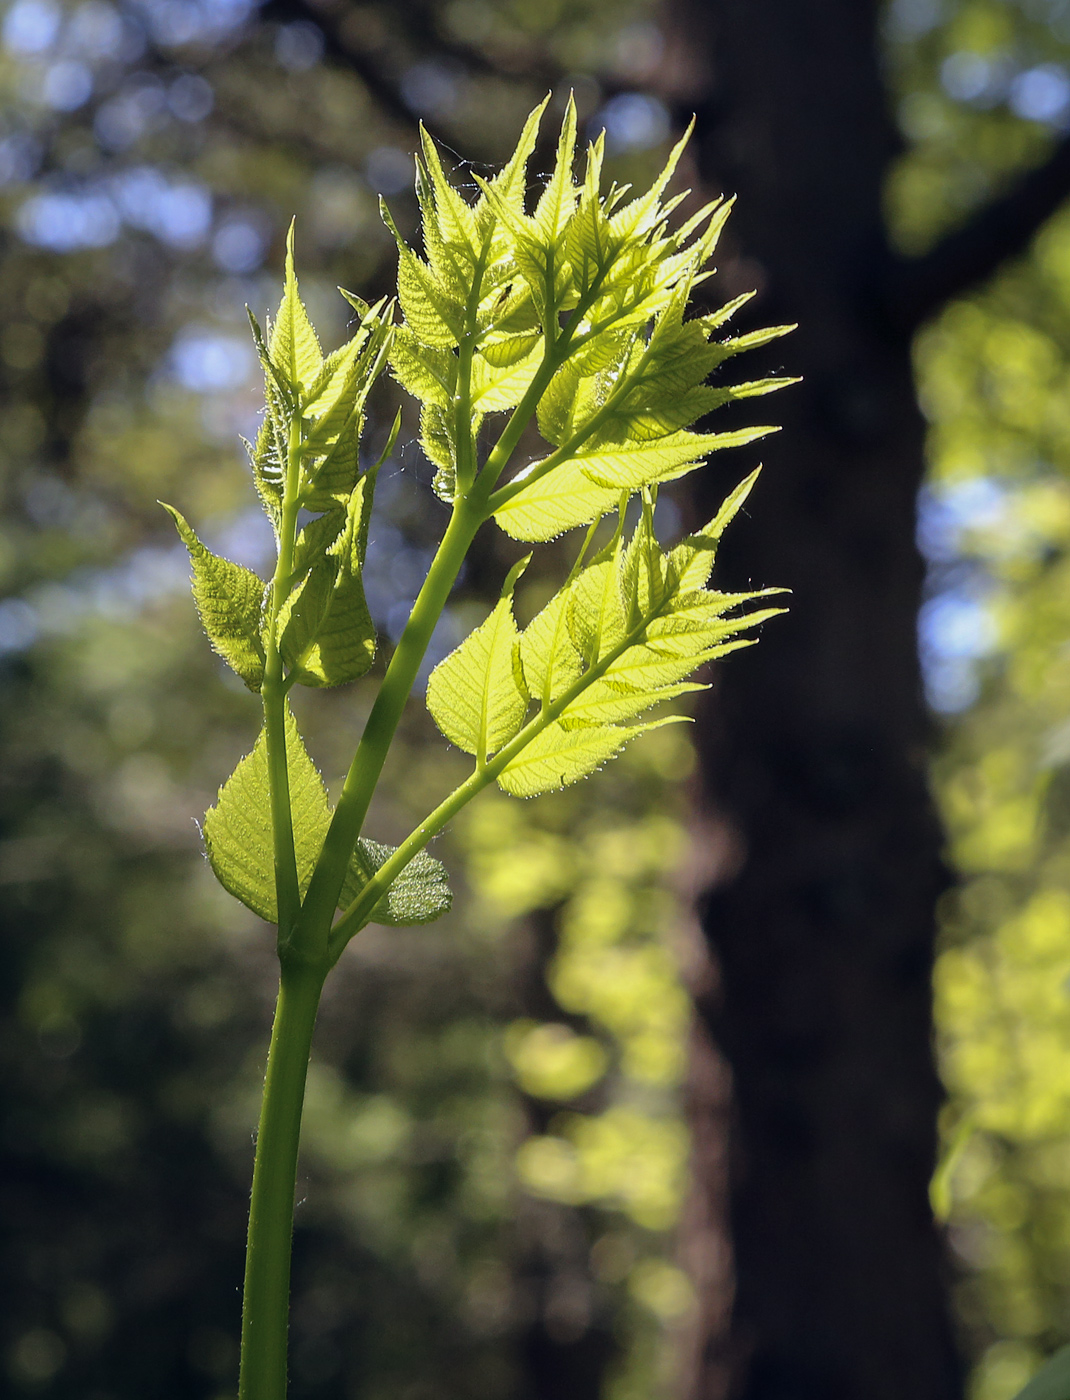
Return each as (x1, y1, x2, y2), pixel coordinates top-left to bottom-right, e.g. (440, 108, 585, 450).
(279, 471, 378, 686)
(203, 704, 330, 922)
(427, 558, 530, 761)
(163, 504, 267, 691)
(497, 715, 684, 798)
(268, 222, 323, 391)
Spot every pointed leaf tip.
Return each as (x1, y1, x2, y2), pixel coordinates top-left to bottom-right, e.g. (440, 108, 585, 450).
(163, 503, 266, 691)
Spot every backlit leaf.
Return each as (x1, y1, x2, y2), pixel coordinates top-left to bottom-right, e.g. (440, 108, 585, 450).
(268, 222, 323, 391)
(279, 471, 378, 686)
(164, 505, 267, 691)
(493, 458, 621, 542)
(426, 558, 530, 761)
(520, 588, 583, 707)
(203, 704, 330, 922)
(497, 715, 684, 798)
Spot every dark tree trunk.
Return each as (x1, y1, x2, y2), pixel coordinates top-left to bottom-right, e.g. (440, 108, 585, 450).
(659, 4, 964, 1398)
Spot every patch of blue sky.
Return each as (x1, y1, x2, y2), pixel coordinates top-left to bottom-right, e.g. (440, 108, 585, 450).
(66, 1, 125, 59)
(399, 60, 460, 118)
(204, 507, 275, 576)
(168, 327, 256, 393)
(884, 0, 945, 40)
(0, 133, 42, 185)
(112, 166, 212, 247)
(917, 477, 1007, 563)
(0, 539, 191, 656)
(40, 58, 93, 110)
(592, 92, 670, 154)
(365, 147, 412, 196)
(919, 589, 998, 713)
(211, 215, 269, 273)
(17, 189, 120, 250)
(94, 72, 167, 149)
(133, 0, 255, 48)
(17, 167, 212, 251)
(1009, 64, 1070, 127)
(2, 0, 61, 55)
(917, 478, 1011, 713)
(275, 20, 322, 71)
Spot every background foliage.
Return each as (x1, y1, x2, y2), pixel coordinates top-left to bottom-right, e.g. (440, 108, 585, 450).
(6, 0, 1070, 1397)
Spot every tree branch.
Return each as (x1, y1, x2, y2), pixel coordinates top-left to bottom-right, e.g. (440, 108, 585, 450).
(888, 132, 1070, 332)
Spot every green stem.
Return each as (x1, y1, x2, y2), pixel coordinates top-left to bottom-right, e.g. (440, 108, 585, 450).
(329, 577, 663, 956)
(296, 497, 483, 950)
(238, 960, 325, 1400)
(262, 418, 305, 939)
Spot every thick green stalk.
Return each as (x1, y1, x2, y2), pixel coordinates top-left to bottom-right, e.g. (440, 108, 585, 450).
(296, 496, 484, 947)
(261, 417, 305, 939)
(238, 960, 325, 1400)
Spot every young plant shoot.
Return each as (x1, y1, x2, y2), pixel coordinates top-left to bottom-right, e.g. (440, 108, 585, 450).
(166, 97, 791, 1399)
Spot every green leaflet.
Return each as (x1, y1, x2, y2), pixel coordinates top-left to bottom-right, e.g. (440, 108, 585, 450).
(493, 458, 621, 543)
(497, 715, 684, 798)
(561, 678, 706, 727)
(163, 505, 267, 691)
(577, 426, 777, 492)
(493, 426, 775, 543)
(391, 325, 453, 408)
(495, 478, 787, 798)
(426, 558, 530, 762)
(340, 839, 452, 926)
(668, 468, 761, 592)
(419, 401, 458, 502)
(204, 706, 453, 928)
(520, 588, 583, 708)
(382, 196, 467, 349)
(269, 223, 323, 392)
(567, 554, 628, 667)
(301, 300, 393, 510)
(1010, 1347, 1070, 1400)
(203, 703, 331, 923)
(470, 342, 543, 413)
(278, 471, 378, 687)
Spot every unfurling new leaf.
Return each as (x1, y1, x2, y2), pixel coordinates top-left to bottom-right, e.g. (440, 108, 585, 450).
(388, 98, 795, 550)
(278, 468, 378, 687)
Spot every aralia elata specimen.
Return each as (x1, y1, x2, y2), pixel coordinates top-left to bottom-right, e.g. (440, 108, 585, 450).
(165, 96, 792, 1399)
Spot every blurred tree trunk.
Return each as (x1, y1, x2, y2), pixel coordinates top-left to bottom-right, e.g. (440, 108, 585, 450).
(659, 4, 964, 1398)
